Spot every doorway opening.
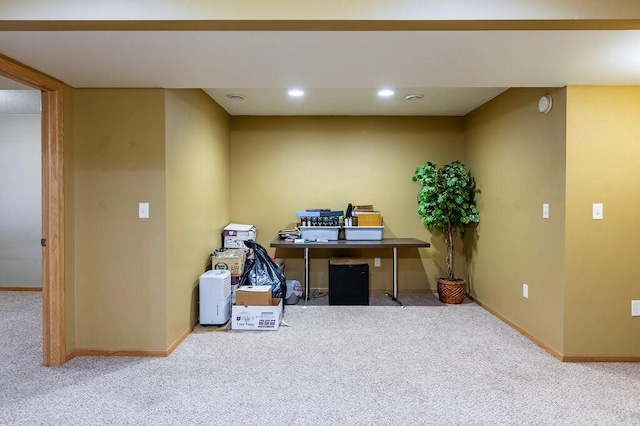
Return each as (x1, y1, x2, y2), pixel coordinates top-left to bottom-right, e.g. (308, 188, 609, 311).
(0, 89, 42, 290)
(0, 56, 66, 366)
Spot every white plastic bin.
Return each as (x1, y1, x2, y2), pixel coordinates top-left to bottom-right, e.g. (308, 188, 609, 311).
(344, 226, 384, 241)
(300, 226, 340, 241)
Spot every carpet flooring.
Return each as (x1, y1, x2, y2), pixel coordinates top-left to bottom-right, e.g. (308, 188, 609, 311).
(1, 291, 640, 425)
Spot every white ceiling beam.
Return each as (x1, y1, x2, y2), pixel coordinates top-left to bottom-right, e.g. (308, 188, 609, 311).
(3, 0, 640, 21)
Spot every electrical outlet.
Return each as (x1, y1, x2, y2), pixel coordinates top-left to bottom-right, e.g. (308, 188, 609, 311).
(632, 300, 640, 317)
(374, 258, 381, 267)
(542, 203, 549, 219)
(592, 203, 603, 220)
(138, 202, 149, 219)
(523, 283, 529, 299)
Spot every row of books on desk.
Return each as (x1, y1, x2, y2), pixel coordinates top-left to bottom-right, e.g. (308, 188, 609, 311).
(295, 207, 382, 227)
(296, 209, 342, 227)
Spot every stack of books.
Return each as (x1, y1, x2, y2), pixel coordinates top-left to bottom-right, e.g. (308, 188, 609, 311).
(352, 205, 382, 226)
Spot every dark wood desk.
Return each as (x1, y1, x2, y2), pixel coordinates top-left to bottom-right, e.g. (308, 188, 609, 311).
(270, 238, 430, 306)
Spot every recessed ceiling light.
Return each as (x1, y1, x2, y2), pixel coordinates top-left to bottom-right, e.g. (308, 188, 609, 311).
(378, 89, 394, 97)
(405, 94, 424, 101)
(226, 93, 245, 100)
(288, 89, 304, 97)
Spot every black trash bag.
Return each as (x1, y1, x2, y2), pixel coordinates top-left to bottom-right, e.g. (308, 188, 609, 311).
(239, 240, 285, 301)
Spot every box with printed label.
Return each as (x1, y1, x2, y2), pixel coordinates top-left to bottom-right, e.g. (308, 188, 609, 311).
(223, 223, 257, 249)
(235, 285, 272, 307)
(211, 249, 247, 276)
(232, 299, 283, 331)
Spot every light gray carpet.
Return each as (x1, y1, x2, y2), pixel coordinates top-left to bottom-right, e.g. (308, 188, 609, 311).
(2, 291, 640, 425)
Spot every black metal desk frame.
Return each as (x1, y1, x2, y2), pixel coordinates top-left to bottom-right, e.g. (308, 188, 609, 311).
(270, 238, 430, 306)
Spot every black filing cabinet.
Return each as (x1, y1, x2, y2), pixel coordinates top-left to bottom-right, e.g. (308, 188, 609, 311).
(328, 257, 369, 305)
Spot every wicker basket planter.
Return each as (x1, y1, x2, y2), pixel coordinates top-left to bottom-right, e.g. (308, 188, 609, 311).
(437, 278, 466, 304)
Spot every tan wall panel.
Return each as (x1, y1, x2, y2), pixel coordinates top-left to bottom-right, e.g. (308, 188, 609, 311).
(565, 86, 640, 356)
(73, 89, 166, 351)
(230, 116, 464, 292)
(465, 88, 567, 353)
(165, 89, 230, 342)
(63, 84, 75, 355)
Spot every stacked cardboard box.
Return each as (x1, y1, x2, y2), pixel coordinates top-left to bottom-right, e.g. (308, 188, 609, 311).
(222, 223, 257, 250)
(352, 205, 383, 226)
(355, 212, 382, 226)
(212, 249, 247, 303)
(232, 285, 283, 330)
(235, 285, 272, 306)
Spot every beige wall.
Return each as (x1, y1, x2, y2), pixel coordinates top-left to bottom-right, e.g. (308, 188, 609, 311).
(465, 88, 567, 353)
(73, 89, 167, 351)
(165, 89, 230, 345)
(230, 116, 464, 292)
(60, 85, 640, 359)
(564, 86, 640, 357)
(70, 88, 231, 352)
(64, 84, 76, 355)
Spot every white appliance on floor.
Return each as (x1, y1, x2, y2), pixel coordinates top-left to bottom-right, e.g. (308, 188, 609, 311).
(199, 269, 232, 325)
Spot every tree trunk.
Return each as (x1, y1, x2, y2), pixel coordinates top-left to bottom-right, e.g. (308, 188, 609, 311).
(445, 220, 454, 280)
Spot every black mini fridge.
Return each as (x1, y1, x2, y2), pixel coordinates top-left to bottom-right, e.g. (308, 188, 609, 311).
(328, 257, 369, 305)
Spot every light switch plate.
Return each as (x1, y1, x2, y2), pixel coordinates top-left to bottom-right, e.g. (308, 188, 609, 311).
(632, 300, 640, 317)
(543, 204, 549, 219)
(139, 202, 149, 219)
(592, 203, 603, 220)
(523, 283, 529, 299)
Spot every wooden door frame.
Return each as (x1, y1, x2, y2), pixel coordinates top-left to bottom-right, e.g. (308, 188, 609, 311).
(0, 54, 66, 366)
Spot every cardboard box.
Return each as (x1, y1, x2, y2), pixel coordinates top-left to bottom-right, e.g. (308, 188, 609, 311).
(232, 299, 283, 331)
(355, 212, 382, 226)
(212, 249, 247, 276)
(223, 223, 257, 249)
(235, 285, 272, 307)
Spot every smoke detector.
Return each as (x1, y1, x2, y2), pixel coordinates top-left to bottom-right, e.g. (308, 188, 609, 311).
(538, 95, 553, 113)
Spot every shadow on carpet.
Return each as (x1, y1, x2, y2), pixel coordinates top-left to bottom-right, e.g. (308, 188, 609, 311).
(299, 291, 474, 306)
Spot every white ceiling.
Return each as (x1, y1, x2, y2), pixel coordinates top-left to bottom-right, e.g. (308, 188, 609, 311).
(1, 29, 639, 115)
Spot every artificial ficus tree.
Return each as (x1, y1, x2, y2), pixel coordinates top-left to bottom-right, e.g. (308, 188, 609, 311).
(412, 161, 480, 280)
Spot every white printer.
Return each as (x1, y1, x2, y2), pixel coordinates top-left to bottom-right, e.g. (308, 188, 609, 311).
(199, 269, 232, 325)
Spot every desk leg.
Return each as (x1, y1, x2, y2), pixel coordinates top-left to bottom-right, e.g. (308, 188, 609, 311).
(304, 247, 310, 307)
(386, 247, 403, 306)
